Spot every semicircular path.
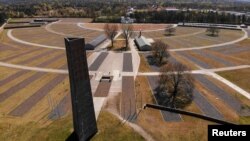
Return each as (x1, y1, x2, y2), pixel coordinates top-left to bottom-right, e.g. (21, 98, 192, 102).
(152, 29, 206, 39)
(169, 29, 248, 52)
(45, 21, 96, 38)
(7, 30, 65, 50)
(77, 23, 175, 32)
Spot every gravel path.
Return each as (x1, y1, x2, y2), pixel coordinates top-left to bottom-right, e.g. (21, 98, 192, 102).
(121, 76, 136, 121)
(9, 74, 67, 116)
(193, 50, 235, 66)
(18, 50, 57, 64)
(147, 76, 182, 122)
(193, 89, 223, 119)
(94, 80, 112, 97)
(0, 72, 45, 103)
(194, 74, 248, 115)
(0, 70, 28, 87)
(177, 52, 211, 69)
(209, 44, 250, 54)
(123, 53, 133, 72)
(48, 93, 71, 120)
(1, 48, 40, 62)
(89, 52, 108, 71)
(36, 53, 65, 67)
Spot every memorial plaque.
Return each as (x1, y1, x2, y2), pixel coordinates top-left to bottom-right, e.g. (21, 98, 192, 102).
(65, 38, 97, 141)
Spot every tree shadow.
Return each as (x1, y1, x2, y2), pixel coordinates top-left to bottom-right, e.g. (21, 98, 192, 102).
(153, 86, 193, 109)
(164, 33, 175, 37)
(107, 46, 128, 52)
(146, 55, 167, 68)
(206, 33, 219, 37)
(153, 86, 171, 107)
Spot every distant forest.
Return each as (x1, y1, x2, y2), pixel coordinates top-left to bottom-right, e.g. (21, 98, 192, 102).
(0, 1, 250, 25)
(132, 11, 248, 24)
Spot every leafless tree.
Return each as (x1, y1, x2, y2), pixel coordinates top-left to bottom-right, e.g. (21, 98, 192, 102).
(104, 23, 118, 48)
(121, 24, 134, 50)
(165, 27, 176, 36)
(152, 40, 169, 66)
(158, 63, 194, 108)
(206, 26, 220, 36)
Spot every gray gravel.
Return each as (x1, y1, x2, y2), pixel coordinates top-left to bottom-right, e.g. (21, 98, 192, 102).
(9, 75, 67, 116)
(209, 44, 250, 55)
(193, 89, 223, 119)
(193, 50, 235, 66)
(177, 52, 211, 69)
(89, 52, 108, 71)
(0, 72, 45, 103)
(123, 53, 133, 72)
(194, 74, 248, 115)
(48, 93, 71, 120)
(147, 76, 182, 122)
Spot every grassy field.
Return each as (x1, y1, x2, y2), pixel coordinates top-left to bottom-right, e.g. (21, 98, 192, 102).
(49, 23, 103, 38)
(0, 102, 144, 141)
(217, 69, 250, 93)
(138, 54, 151, 72)
(194, 82, 239, 122)
(135, 76, 208, 141)
(142, 27, 205, 39)
(92, 111, 145, 141)
(0, 115, 73, 141)
(159, 29, 244, 49)
(170, 52, 198, 70)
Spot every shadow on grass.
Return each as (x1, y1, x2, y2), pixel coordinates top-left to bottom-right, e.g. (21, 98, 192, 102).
(146, 55, 167, 68)
(206, 34, 219, 37)
(164, 33, 175, 37)
(107, 46, 129, 52)
(153, 85, 193, 109)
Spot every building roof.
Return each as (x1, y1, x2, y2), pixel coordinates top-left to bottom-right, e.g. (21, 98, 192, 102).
(88, 34, 107, 47)
(135, 36, 151, 47)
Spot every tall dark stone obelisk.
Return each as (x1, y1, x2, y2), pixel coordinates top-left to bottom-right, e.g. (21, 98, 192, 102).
(65, 38, 97, 141)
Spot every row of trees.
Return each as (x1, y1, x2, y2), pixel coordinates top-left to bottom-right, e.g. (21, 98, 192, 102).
(132, 10, 248, 24)
(0, 1, 127, 19)
(0, 12, 7, 26)
(104, 23, 134, 50)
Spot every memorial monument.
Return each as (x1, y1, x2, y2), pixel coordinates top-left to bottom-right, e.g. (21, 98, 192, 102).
(65, 38, 97, 141)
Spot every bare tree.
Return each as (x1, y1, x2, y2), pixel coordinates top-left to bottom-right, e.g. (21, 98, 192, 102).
(104, 23, 118, 48)
(121, 24, 134, 50)
(206, 26, 220, 36)
(152, 40, 169, 66)
(165, 27, 176, 36)
(158, 63, 194, 108)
